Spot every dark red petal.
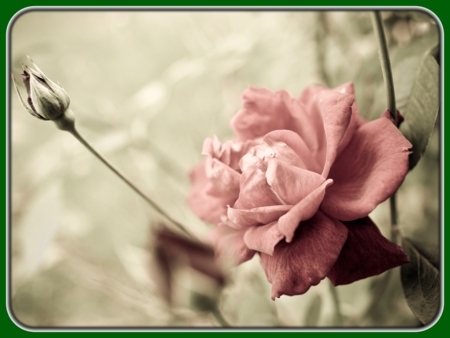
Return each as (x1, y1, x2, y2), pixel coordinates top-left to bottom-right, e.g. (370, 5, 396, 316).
(260, 211, 348, 299)
(327, 217, 410, 286)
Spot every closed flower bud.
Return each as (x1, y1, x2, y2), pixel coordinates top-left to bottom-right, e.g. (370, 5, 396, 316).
(12, 56, 70, 120)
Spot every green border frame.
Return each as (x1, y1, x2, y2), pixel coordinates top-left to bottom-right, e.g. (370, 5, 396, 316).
(2, 1, 446, 335)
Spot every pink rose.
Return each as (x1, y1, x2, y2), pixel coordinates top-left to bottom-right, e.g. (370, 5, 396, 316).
(187, 83, 411, 299)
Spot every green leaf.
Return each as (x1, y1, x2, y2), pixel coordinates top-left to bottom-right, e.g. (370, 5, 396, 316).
(401, 238, 440, 325)
(304, 294, 322, 326)
(355, 24, 439, 121)
(368, 51, 439, 170)
(399, 54, 439, 169)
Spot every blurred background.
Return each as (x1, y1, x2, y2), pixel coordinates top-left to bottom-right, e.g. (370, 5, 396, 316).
(10, 10, 439, 327)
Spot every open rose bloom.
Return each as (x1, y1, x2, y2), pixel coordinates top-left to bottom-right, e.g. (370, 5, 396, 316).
(188, 82, 411, 299)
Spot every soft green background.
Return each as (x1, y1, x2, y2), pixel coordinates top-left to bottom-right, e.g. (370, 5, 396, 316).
(3, 2, 444, 334)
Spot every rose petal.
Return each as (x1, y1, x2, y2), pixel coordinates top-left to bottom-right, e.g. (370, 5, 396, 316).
(187, 162, 238, 224)
(295, 85, 329, 159)
(231, 87, 325, 160)
(263, 130, 322, 173)
(320, 113, 412, 221)
(334, 82, 355, 96)
(298, 83, 362, 176)
(202, 135, 223, 160)
(227, 204, 293, 229)
(278, 179, 333, 242)
(265, 159, 325, 205)
(327, 217, 410, 286)
(230, 87, 292, 141)
(298, 82, 354, 107)
(332, 83, 367, 147)
(260, 212, 348, 299)
(210, 223, 255, 265)
(336, 100, 366, 156)
(262, 136, 306, 169)
(234, 169, 282, 209)
(239, 143, 275, 173)
(319, 92, 355, 177)
(243, 222, 285, 255)
(202, 136, 259, 172)
(205, 158, 240, 196)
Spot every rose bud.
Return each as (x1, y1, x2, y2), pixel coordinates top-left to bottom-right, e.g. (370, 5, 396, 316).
(12, 56, 70, 121)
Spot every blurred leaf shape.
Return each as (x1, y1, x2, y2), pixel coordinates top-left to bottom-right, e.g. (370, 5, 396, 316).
(150, 228, 225, 306)
(305, 294, 323, 326)
(19, 181, 61, 276)
(401, 237, 439, 325)
(398, 54, 439, 169)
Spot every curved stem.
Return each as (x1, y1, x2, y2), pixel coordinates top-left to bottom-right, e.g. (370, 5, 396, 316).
(59, 116, 193, 238)
(389, 194, 398, 242)
(371, 11, 399, 242)
(371, 11, 397, 125)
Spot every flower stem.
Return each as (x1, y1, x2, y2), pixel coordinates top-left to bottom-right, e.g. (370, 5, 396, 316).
(371, 11, 397, 125)
(389, 194, 398, 241)
(371, 11, 399, 242)
(55, 110, 193, 238)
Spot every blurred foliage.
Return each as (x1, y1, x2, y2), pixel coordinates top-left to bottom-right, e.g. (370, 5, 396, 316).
(10, 10, 439, 327)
